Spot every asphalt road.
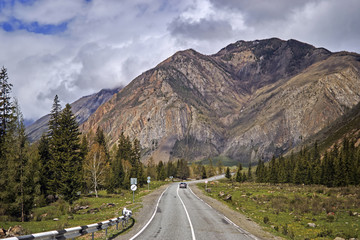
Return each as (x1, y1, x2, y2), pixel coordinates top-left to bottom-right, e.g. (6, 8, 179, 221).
(129, 181, 257, 240)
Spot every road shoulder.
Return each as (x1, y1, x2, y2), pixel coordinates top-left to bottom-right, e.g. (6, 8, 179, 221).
(114, 184, 169, 240)
(189, 183, 280, 240)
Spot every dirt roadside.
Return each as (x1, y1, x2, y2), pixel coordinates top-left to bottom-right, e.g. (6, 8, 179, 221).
(115, 182, 279, 240)
(189, 183, 280, 240)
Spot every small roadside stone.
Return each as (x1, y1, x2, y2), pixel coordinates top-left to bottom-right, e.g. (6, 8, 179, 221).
(307, 223, 316, 228)
(53, 218, 59, 221)
(334, 237, 345, 240)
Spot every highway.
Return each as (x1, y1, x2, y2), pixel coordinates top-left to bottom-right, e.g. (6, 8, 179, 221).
(129, 180, 257, 240)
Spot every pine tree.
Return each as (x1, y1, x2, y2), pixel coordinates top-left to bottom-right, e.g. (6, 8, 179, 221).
(38, 134, 51, 197)
(225, 167, 231, 180)
(47, 95, 62, 196)
(56, 104, 82, 204)
(95, 127, 109, 162)
(202, 165, 207, 179)
(235, 163, 243, 182)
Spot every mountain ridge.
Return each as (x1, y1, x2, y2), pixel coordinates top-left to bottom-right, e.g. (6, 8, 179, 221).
(27, 38, 360, 164)
(80, 38, 360, 164)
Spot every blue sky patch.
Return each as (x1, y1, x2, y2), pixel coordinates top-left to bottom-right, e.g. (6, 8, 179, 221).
(1, 17, 68, 35)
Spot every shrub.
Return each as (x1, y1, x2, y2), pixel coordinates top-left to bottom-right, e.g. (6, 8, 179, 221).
(263, 216, 270, 224)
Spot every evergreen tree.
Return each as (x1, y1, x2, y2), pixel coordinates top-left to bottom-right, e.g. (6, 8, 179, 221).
(157, 161, 166, 181)
(56, 104, 82, 204)
(225, 167, 231, 180)
(38, 134, 51, 197)
(235, 163, 243, 182)
(95, 127, 109, 162)
(201, 165, 207, 179)
(47, 95, 62, 196)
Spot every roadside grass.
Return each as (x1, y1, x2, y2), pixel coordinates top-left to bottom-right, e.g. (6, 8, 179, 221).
(0, 181, 167, 239)
(198, 180, 360, 240)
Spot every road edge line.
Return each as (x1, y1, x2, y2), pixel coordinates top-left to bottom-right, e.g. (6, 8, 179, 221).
(188, 185, 259, 240)
(129, 186, 169, 240)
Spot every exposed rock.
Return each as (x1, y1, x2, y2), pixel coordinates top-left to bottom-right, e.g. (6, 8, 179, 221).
(307, 223, 316, 228)
(27, 38, 360, 164)
(0, 228, 6, 237)
(334, 237, 345, 240)
(218, 191, 225, 197)
(53, 218, 59, 221)
(87, 208, 99, 214)
(7, 225, 24, 237)
(224, 194, 232, 201)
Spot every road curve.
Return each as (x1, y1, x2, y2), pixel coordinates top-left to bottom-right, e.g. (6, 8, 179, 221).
(130, 181, 257, 240)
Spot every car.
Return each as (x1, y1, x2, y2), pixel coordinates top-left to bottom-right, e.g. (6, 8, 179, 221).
(179, 182, 187, 188)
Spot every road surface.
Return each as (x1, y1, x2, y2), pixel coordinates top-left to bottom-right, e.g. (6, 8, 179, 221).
(129, 181, 257, 240)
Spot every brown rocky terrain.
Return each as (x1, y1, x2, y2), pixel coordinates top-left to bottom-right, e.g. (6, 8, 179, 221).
(79, 38, 360, 164)
(26, 38, 360, 164)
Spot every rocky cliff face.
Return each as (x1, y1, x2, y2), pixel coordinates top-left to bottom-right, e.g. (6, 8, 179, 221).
(80, 38, 360, 164)
(26, 88, 120, 142)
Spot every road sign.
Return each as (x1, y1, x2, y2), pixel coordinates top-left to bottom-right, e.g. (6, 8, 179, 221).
(131, 178, 137, 185)
(131, 184, 137, 191)
(147, 176, 151, 180)
(147, 179, 150, 183)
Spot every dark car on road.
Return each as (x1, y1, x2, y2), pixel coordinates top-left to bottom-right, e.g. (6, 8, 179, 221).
(179, 182, 187, 188)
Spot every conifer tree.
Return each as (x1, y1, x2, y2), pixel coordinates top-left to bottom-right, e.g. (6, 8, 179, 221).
(202, 165, 207, 179)
(47, 95, 62, 196)
(236, 163, 243, 182)
(225, 167, 231, 180)
(55, 104, 82, 204)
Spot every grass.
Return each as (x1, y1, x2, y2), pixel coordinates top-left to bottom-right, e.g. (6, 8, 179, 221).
(198, 180, 360, 239)
(0, 181, 167, 239)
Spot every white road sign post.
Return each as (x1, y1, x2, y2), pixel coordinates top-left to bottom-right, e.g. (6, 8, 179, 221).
(205, 180, 208, 190)
(131, 184, 137, 203)
(147, 176, 151, 190)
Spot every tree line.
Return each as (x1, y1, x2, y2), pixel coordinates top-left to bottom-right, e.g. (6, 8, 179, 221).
(253, 139, 360, 187)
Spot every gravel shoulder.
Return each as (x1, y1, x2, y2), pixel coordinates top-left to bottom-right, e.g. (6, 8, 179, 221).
(115, 182, 278, 240)
(189, 183, 280, 240)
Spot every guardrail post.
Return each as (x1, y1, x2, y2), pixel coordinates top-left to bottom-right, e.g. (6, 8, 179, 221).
(116, 222, 119, 230)
(92, 232, 94, 240)
(105, 228, 107, 236)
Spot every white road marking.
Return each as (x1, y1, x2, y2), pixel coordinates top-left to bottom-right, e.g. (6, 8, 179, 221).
(188, 185, 259, 240)
(129, 186, 169, 240)
(177, 186, 197, 240)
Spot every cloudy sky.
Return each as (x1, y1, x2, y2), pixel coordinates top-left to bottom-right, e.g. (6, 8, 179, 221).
(1, 0, 359, 122)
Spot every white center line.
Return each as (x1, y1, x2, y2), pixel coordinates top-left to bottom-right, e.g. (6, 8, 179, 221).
(177, 185, 196, 240)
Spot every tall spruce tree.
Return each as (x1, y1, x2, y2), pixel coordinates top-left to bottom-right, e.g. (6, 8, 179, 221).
(47, 95, 62, 196)
(55, 104, 82, 204)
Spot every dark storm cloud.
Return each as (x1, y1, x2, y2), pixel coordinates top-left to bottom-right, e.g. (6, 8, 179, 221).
(168, 17, 233, 41)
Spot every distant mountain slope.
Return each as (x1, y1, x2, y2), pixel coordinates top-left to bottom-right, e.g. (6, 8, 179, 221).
(80, 38, 360, 164)
(26, 88, 120, 142)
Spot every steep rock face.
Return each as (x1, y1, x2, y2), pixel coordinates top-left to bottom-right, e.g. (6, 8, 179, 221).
(26, 88, 120, 142)
(81, 38, 360, 164)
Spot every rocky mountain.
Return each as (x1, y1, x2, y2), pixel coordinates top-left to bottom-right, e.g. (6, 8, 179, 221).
(26, 88, 120, 142)
(73, 38, 360, 164)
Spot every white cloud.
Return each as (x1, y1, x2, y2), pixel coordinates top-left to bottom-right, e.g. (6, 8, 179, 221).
(0, 0, 359, 121)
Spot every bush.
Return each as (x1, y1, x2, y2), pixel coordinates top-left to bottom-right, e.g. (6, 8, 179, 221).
(263, 216, 270, 224)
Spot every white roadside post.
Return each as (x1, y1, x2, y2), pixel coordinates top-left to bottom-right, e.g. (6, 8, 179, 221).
(205, 180, 208, 190)
(147, 176, 151, 190)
